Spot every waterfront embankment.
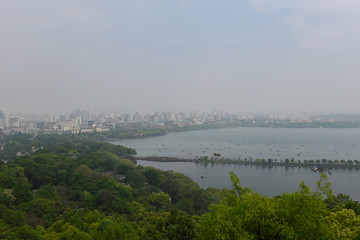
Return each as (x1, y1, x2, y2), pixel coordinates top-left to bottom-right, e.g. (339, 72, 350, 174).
(135, 156, 360, 170)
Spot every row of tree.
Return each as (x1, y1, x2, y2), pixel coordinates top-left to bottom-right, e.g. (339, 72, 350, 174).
(196, 155, 360, 167)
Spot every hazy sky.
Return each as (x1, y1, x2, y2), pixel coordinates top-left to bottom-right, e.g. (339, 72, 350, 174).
(1, 0, 360, 114)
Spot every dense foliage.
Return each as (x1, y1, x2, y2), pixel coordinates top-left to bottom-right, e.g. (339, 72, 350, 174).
(1, 134, 360, 239)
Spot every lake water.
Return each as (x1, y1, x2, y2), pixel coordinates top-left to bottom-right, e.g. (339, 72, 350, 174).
(111, 127, 360, 199)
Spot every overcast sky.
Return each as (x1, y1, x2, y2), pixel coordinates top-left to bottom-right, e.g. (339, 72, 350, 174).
(1, 0, 359, 115)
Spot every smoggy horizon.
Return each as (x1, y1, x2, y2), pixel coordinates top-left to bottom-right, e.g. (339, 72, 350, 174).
(1, 1, 360, 115)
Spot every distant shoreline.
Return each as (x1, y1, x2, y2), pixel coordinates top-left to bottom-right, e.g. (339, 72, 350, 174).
(88, 121, 360, 142)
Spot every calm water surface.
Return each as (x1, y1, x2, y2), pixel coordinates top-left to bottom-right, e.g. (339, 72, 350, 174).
(111, 127, 360, 199)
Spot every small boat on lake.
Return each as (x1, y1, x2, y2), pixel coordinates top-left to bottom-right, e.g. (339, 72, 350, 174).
(213, 152, 221, 156)
(310, 166, 318, 172)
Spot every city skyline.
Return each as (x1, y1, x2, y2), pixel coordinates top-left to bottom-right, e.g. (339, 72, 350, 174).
(1, 108, 360, 136)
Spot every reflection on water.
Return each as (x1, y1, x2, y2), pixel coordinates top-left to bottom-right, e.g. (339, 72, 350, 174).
(137, 160, 360, 200)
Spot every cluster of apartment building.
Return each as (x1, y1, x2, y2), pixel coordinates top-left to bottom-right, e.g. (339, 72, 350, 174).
(0, 110, 111, 136)
(0, 109, 244, 137)
(1, 109, 345, 138)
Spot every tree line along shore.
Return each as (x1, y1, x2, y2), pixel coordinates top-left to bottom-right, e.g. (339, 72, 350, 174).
(136, 156, 360, 170)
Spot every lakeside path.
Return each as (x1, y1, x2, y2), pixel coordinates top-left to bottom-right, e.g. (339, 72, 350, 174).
(135, 156, 360, 170)
(135, 156, 195, 162)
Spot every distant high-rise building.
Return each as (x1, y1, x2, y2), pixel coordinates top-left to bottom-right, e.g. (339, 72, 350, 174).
(9, 117, 19, 127)
(76, 118, 82, 126)
(0, 111, 4, 128)
(59, 114, 66, 122)
(82, 110, 91, 121)
(88, 121, 95, 127)
(36, 122, 46, 130)
(75, 109, 81, 118)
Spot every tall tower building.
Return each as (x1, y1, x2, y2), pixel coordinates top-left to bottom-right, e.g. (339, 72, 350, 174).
(0, 111, 4, 129)
(59, 114, 67, 122)
(76, 118, 82, 126)
(82, 110, 91, 121)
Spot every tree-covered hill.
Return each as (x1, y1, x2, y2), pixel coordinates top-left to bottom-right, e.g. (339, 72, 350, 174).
(0, 134, 360, 239)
